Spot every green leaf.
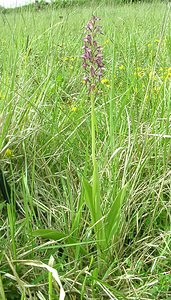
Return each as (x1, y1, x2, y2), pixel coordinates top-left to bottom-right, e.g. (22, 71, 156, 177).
(82, 177, 96, 224)
(56, 73, 63, 85)
(92, 160, 102, 222)
(105, 183, 128, 244)
(33, 229, 66, 240)
(83, 175, 105, 249)
(0, 201, 6, 211)
(33, 229, 87, 254)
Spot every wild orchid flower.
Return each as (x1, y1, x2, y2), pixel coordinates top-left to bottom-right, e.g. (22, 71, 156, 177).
(82, 16, 104, 92)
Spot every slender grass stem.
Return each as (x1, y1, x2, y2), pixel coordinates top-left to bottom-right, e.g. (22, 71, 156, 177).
(48, 271, 53, 300)
(0, 276, 6, 300)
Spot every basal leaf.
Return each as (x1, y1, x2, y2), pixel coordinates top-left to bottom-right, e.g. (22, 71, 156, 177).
(105, 183, 128, 244)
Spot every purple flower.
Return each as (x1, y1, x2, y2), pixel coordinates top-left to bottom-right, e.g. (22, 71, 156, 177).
(83, 76, 90, 83)
(90, 66, 95, 77)
(82, 16, 104, 92)
(97, 71, 103, 81)
(82, 63, 88, 69)
(93, 40, 97, 47)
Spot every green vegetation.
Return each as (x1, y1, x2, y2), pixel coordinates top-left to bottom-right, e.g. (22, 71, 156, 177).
(0, 0, 163, 14)
(0, 1, 171, 299)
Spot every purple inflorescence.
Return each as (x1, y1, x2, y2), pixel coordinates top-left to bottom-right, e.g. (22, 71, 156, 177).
(82, 16, 104, 92)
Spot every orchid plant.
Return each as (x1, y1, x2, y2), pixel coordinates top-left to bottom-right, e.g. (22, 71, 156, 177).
(82, 16, 127, 256)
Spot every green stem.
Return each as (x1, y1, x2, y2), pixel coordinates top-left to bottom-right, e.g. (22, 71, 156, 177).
(90, 91, 105, 251)
(91, 91, 96, 168)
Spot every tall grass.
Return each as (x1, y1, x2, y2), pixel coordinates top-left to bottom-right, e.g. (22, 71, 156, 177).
(0, 1, 171, 299)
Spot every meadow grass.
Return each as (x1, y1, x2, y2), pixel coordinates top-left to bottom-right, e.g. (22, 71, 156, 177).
(0, 1, 171, 299)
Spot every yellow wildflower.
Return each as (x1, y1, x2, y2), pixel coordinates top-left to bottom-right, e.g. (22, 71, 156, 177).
(4, 148, 13, 158)
(119, 65, 125, 70)
(101, 78, 109, 84)
(134, 67, 144, 77)
(71, 107, 78, 112)
(155, 39, 160, 44)
(147, 43, 152, 48)
(104, 39, 109, 45)
(137, 71, 144, 78)
(101, 78, 110, 88)
(62, 57, 69, 62)
(70, 57, 75, 61)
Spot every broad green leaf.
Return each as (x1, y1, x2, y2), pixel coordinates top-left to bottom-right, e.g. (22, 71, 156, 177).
(83, 170, 105, 248)
(105, 183, 128, 244)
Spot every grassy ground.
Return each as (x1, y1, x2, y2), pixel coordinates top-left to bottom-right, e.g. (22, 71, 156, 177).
(0, 1, 171, 299)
